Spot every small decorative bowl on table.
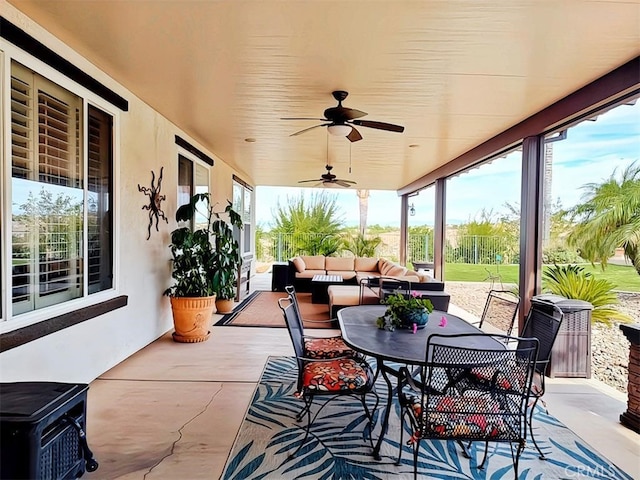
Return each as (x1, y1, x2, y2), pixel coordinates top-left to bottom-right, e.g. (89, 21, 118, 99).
(376, 291, 434, 332)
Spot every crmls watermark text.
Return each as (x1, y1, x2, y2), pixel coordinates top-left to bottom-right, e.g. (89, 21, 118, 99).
(563, 465, 618, 478)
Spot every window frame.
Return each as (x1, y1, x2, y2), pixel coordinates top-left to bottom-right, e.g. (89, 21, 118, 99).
(232, 177, 254, 259)
(1, 43, 121, 332)
(0, 49, 4, 322)
(177, 149, 211, 224)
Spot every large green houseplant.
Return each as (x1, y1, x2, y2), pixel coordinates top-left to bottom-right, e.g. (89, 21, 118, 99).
(164, 193, 243, 341)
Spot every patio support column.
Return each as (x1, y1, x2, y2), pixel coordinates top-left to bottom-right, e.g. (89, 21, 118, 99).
(433, 178, 446, 281)
(400, 194, 408, 265)
(620, 324, 640, 433)
(519, 135, 544, 329)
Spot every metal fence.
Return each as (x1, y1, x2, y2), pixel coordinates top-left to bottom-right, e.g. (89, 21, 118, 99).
(444, 235, 517, 265)
(257, 232, 516, 265)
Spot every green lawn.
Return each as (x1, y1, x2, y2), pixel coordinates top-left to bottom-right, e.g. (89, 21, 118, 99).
(442, 263, 640, 292)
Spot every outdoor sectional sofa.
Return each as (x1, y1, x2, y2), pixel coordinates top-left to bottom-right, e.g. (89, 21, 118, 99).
(287, 255, 451, 315)
(287, 255, 433, 291)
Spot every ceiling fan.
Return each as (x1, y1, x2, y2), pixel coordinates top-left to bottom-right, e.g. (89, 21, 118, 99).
(283, 90, 404, 142)
(298, 164, 357, 188)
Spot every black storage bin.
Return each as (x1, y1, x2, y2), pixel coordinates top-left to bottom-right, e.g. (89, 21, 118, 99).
(531, 294, 594, 378)
(1, 382, 98, 479)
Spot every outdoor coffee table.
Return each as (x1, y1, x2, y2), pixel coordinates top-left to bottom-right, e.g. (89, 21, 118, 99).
(311, 274, 344, 304)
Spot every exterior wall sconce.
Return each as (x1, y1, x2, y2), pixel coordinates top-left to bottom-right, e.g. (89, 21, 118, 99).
(409, 203, 416, 216)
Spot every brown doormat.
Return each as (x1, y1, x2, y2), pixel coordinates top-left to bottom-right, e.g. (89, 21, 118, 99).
(215, 291, 333, 328)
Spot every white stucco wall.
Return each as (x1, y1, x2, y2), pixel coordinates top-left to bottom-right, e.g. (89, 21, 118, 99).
(0, 3, 252, 383)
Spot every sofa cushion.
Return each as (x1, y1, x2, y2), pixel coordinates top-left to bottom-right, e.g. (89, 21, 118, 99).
(300, 255, 325, 270)
(328, 285, 379, 309)
(296, 269, 327, 279)
(328, 285, 362, 307)
(356, 272, 381, 283)
(355, 257, 379, 272)
(292, 256, 306, 273)
(325, 257, 355, 271)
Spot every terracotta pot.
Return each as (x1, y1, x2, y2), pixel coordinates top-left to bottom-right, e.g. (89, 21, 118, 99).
(215, 298, 235, 314)
(170, 295, 216, 343)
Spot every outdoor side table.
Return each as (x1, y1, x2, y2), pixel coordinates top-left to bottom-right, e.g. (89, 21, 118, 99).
(311, 274, 344, 304)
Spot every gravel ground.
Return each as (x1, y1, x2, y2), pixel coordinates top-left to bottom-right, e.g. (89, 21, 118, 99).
(446, 282, 638, 394)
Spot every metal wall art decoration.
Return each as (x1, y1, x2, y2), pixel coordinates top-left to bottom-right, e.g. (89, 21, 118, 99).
(138, 167, 168, 240)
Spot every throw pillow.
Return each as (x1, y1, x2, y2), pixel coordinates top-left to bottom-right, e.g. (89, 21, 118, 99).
(385, 264, 408, 277)
(292, 256, 306, 273)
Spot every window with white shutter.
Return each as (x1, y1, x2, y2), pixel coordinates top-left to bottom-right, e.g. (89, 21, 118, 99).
(9, 61, 114, 317)
(232, 178, 253, 257)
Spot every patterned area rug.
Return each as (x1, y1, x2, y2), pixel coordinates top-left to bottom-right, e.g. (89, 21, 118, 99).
(215, 291, 332, 328)
(221, 356, 632, 480)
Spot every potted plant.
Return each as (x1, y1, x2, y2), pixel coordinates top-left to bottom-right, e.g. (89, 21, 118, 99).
(164, 193, 243, 342)
(376, 291, 434, 331)
(207, 199, 243, 314)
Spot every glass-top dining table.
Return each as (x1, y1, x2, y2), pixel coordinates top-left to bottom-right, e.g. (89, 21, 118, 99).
(337, 305, 506, 459)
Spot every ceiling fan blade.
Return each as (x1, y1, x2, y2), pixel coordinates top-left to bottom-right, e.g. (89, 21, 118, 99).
(347, 127, 363, 142)
(290, 123, 330, 136)
(298, 178, 322, 183)
(352, 119, 405, 133)
(342, 107, 367, 120)
(324, 106, 368, 121)
(281, 117, 327, 121)
(335, 180, 356, 188)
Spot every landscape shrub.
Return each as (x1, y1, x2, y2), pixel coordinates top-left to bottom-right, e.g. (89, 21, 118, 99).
(542, 264, 631, 325)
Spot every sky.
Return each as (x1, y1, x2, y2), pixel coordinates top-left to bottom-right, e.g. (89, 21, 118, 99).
(256, 100, 639, 229)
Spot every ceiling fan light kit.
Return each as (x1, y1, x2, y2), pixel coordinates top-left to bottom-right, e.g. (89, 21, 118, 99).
(283, 90, 404, 142)
(327, 124, 352, 136)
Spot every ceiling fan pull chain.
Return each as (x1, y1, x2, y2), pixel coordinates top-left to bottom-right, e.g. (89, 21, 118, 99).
(326, 131, 330, 167)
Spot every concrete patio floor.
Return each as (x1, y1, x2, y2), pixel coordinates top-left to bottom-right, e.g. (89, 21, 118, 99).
(84, 272, 639, 479)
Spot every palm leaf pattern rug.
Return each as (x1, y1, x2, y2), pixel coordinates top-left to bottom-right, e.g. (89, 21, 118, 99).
(222, 357, 632, 480)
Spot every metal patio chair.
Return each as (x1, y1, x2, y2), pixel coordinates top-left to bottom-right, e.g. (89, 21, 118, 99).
(466, 304, 564, 459)
(472, 289, 520, 339)
(397, 332, 538, 480)
(277, 298, 378, 456)
(518, 304, 564, 459)
(284, 285, 354, 359)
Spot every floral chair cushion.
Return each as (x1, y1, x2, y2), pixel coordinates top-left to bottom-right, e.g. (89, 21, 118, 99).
(468, 364, 528, 393)
(403, 393, 515, 440)
(302, 358, 369, 393)
(304, 336, 353, 359)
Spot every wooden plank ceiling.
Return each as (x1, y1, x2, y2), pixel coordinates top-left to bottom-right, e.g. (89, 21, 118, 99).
(8, 0, 640, 191)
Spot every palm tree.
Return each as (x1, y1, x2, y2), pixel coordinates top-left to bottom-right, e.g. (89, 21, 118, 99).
(356, 189, 369, 235)
(567, 161, 640, 275)
(272, 191, 345, 256)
